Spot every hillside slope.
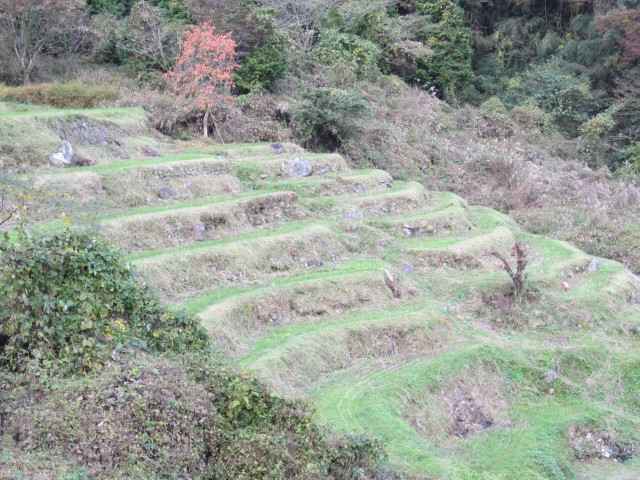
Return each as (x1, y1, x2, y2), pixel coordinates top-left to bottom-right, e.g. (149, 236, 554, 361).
(4, 107, 640, 479)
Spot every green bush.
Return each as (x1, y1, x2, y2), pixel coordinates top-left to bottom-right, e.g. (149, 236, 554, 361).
(0, 229, 209, 373)
(87, 0, 136, 17)
(2, 350, 387, 479)
(315, 31, 380, 80)
(0, 82, 119, 109)
(415, 0, 473, 103)
(578, 107, 617, 168)
(87, 0, 189, 21)
(291, 87, 370, 151)
(235, 43, 288, 92)
(502, 57, 606, 136)
(627, 142, 640, 173)
(480, 96, 508, 115)
(235, 7, 288, 93)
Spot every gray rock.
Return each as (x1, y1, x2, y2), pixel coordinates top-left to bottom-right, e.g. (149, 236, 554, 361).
(184, 181, 193, 190)
(353, 182, 366, 193)
(283, 156, 313, 177)
(192, 222, 206, 241)
(402, 262, 414, 274)
(271, 143, 285, 154)
(157, 186, 174, 200)
(48, 141, 74, 167)
(586, 259, 600, 273)
(315, 164, 333, 176)
(544, 370, 558, 383)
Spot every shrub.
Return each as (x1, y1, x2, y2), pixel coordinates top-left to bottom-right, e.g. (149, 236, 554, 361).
(578, 107, 617, 169)
(508, 104, 553, 132)
(87, 0, 190, 21)
(0, 82, 119, 108)
(415, 0, 473, 103)
(315, 31, 379, 80)
(2, 350, 387, 479)
(503, 57, 606, 136)
(627, 142, 640, 173)
(291, 87, 370, 151)
(234, 7, 288, 93)
(0, 229, 209, 374)
(480, 96, 508, 115)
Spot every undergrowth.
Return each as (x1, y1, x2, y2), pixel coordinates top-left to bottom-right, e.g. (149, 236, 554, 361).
(0, 228, 388, 479)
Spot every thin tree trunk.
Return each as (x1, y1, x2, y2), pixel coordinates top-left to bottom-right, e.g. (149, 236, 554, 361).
(203, 109, 210, 138)
(212, 117, 225, 144)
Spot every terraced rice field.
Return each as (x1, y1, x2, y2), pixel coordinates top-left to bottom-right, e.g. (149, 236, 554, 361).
(13, 108, 640, 479)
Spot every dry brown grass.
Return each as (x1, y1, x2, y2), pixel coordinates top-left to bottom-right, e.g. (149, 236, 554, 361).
(135, 224, 344, 303)
(102, 191, 306, 252)
(201, 272, 394, 357)
(249, 314, 454, 397)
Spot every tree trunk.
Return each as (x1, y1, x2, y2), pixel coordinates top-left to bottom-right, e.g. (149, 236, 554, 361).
(22, 70, 30, 85)
(212, 117, 225, 144)
(203, 109, 210, 138)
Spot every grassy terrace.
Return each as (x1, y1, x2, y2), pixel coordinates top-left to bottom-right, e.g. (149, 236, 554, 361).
(5, 107, 639, 480)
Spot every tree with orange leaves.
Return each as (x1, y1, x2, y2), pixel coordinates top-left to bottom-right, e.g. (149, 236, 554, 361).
(164, 22, 238, 138)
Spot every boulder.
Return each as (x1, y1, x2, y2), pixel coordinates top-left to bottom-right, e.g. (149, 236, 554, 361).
(586, 259, 600, 273)
(353, 182, 366, 193)
(48, 141, 74, 167)
(402, 262, 415, 274)
(283, 156, 313, 177)
(157, 186, 174, 200)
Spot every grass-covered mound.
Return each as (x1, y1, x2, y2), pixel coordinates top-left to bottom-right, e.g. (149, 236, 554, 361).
(0, 230, 387, 480)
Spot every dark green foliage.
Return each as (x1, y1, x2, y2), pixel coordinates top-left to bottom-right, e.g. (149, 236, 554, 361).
(415, 0, 473, 102)
(86, 0, 137, 17)
(148, 0, 190, 22)
(1, 351, 386, 479)
(87, 0, 189, 21)
(328, 435, 387, 479)
(0, 229, 209, 374)
(234, 8, 288, 93)
(315, 31, 380, 80)
(627, 142, 640, 173)
(502, 57, 606, 136)
(235, 42, 288, 93)
(291, 88, 370, 151)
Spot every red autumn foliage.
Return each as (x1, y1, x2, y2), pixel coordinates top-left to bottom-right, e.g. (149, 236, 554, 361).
(595, 7, 640, 68)
(164, 22, 239, 137)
